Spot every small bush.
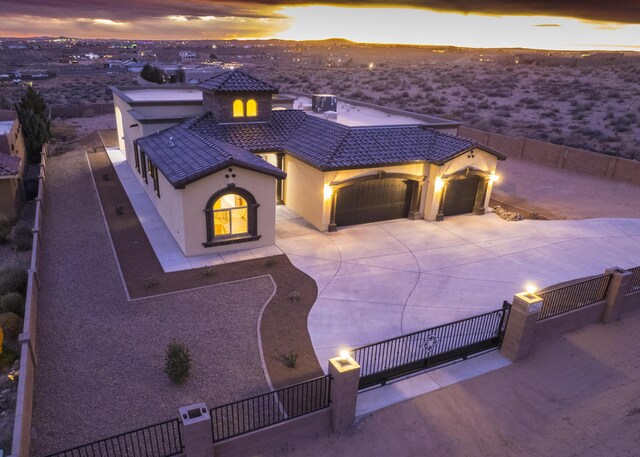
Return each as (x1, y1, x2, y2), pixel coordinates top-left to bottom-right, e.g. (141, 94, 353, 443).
(143, 276, 158, 289)
(203, 266, 216, 277)
(102, 172, 110, 181)
(0, 312, 23, 340)
(12, 223, 33, 252)
(0, 266, 28, 296)
(1, 293, 25, 318)
(0, 347, 18, 370)
(165, 340, 192, 384)
(263, 258, 276, 268)
(0, 215, 13, 244)
(289, 290, 301, 302)
(283, 350, 298, 368)
(115, 204, 124, 215)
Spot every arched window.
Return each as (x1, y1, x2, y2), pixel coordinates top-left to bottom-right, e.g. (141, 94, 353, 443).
(212, 193, 248, 236)
(246, 99, 257, 117)
(204, 187, 261, 246)
(233, 99, 244, 117)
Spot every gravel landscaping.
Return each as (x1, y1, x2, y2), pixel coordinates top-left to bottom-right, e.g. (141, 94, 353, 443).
(30, 149, 276, 456)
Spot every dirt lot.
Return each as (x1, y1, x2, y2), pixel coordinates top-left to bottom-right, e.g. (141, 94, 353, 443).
(493, 156, 640, 219)
(266, 305, 640, 457)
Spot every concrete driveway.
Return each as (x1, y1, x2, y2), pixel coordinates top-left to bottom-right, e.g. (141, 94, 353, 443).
(275, 213, 640, 367)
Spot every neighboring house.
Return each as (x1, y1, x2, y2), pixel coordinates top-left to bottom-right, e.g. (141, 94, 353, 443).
(0, 113, 27, 218)
(112, 70, 505, 257)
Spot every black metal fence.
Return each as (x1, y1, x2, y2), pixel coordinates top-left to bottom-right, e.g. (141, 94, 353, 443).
(210, 375, 331, 442)
(45, 418, 183, 457)
(627, 266, 640, 294)
(351, 305, 510, 390)
(538, 274, 611, 320)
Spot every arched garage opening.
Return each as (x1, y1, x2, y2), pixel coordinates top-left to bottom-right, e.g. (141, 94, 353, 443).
(436, 168, 490, 220)
(329, 172, 424, 230)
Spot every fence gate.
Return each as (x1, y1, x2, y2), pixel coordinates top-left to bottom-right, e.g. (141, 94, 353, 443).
(351, 303, 510, 390)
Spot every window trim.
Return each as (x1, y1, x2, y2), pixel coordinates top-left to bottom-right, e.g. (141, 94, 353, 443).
(134, 144, 141, 172)
(203, 185, 260, 247)
(140, 150, 148, 183)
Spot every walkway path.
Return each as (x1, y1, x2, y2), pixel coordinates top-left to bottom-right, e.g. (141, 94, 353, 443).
(276, 214, 640, 366)
(31, 149, 273, 455)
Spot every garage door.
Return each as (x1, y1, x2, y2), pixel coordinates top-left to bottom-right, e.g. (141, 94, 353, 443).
(442, 175, 480, 216)
(335, 178, 413, 227)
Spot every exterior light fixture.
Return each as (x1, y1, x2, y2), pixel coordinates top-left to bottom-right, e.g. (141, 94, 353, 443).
(368, 62, 374, 69)
(524, 284, 538, 299)
(489, 173, 500, 183)
(434, 176, 445, 191)
(323, 185, 333, 200)
(339, 350, 350, 361)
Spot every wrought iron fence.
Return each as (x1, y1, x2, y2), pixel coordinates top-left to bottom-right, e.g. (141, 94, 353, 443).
(538, 274, 611, 320)
(210, 375, 331, 442)
(351, 305, 510, 389)
(627, 266, 640, 294)
(44, 418, 183, 457)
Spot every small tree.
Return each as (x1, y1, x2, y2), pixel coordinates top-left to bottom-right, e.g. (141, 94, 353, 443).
(15, 86, 50, 163)
(140, 64, 164, 84)
(165, 340, 192, 384)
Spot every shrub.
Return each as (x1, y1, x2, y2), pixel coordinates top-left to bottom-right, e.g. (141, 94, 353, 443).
(283, 350, 298, 368)
(115, 204, 124, 215)
(0, 347, 18, 370)
(263, 257, 276, 268)
(1, 293, 25, 318)
(0, 266, 28, 296)
(12, 223, 33, 252)
(143, 276, 158, 289)
(203, 266, 216, 277)
(0, 215, 13, 244)
(0, 312, 23, 340)
(289, 290, 301, 302)
(165, 340, 192, 384)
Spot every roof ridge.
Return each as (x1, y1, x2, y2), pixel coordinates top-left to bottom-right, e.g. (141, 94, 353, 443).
(320, 123, 352, 169)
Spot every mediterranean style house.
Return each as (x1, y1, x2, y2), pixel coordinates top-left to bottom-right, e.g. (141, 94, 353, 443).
(112, 70, 505, 257)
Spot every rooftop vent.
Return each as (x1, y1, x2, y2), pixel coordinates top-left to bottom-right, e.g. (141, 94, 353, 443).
(168, 136, 176, 147)
(312, 94, 338, 113)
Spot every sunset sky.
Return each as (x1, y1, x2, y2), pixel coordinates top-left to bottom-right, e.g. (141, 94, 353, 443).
(1, 1, 639, 50)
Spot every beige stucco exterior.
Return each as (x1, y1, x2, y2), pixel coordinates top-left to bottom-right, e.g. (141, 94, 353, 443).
(0, 178, 20, 218)
(0, 119, 26, 218)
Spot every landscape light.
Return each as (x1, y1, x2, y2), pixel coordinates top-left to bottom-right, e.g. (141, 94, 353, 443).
(339, 350, 350, 361)
(435, 176, 445, 191)
(525, 284, 538, 295)
(323, 184, 333, 199)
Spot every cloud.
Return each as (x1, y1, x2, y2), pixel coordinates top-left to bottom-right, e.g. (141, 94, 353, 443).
(1, 1, 639, 25)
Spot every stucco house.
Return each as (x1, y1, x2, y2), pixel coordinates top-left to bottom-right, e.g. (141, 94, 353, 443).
(112, 70, 505, 257)
(0, 113, 27, 218)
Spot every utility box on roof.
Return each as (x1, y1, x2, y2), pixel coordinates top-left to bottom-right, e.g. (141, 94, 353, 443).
(312, 94, 337, 113)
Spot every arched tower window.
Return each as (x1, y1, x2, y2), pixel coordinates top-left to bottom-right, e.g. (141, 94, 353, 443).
(233, 99, 244, 117)
(246, 99, 257, 117)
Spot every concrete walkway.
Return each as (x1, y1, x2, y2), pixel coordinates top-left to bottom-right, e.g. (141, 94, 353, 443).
(275, 214, 640, 366)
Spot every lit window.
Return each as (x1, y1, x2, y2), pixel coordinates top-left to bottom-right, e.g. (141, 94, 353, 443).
(233, 99, 244, 117)
(212, 194, 248, 236)
(246, 99, 257, 117)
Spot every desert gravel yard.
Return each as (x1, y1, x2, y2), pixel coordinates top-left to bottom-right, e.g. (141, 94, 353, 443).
(30, 150, 274, 456)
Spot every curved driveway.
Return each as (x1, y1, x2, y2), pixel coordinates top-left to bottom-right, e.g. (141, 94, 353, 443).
(276, 214, 640, 368)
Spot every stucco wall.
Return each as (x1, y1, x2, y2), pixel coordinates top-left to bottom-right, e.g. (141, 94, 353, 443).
(181, 166, 277, 256)
(424, 148, 499, 221)
(283, 156, 325, 230)
(0, 179, 19, 218)
(0, 120, 27, 175)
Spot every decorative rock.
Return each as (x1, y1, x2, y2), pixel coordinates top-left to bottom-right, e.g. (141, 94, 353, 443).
(492, 206, 523, 222)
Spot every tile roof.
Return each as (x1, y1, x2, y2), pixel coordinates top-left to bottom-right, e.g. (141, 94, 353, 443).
(0, 153, 20, 177)
(198, 70, 278, 93)
(135, 108, 504, 188)
(135, 123, 286, 189)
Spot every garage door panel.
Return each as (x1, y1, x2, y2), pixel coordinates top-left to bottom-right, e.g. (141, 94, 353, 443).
(443, 175, 480, 216)
(336, 178, 412, 227)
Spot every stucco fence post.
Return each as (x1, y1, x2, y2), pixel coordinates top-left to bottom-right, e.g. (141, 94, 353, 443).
(601, 268, 633, 323)
(500, 291, 543, 362)
(179, 403, 214, 457)
(328, 354, 361, 433)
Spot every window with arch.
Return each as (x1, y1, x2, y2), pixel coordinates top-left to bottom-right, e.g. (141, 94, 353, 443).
(233, 99, 244, 117)
(204, 187, 261, 246)
(246, 99, 257, 117)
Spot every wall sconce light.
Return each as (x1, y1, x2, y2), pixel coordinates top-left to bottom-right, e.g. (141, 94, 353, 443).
(489, 173, 500, 184)
(435, 176, 445, 191)
(323, 184, 333, 200)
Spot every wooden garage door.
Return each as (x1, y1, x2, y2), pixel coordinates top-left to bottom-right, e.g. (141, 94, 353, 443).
(335, 178, 412, 227)
(443, 175, 480, 216)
